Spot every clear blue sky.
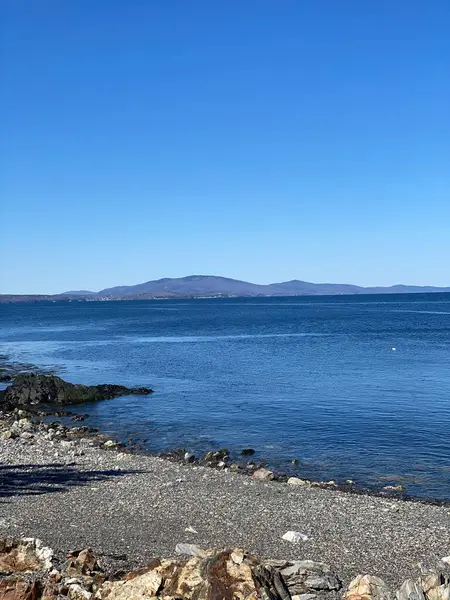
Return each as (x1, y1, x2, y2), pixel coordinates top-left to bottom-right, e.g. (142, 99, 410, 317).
(1, 0, 449, 294)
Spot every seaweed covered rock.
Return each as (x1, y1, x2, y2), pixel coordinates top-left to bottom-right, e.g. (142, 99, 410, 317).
(1, 373, 153, 408)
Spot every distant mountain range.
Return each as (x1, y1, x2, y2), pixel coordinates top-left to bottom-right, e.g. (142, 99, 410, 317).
(66, 275, 450, 299)
(1, 275, 448, 303)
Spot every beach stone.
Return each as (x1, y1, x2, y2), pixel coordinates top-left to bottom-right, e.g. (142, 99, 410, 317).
(281, 530, 309, 543)
(383, 485, 406, 493)
(68, 583, 92, 599)
(202, 448, 229, 467)
(0, 429, 16, 439)
(278, 560, 341, 594)
(343, 574, 393, 600)
(287, 477, 310, 486)
(17, 418, 33, 430)
(103, 440, 117, 448)
(95, 570, 163, 599)
(78, 549, 98, 572)
(252, 467, 274, 481)
(17, 409, 31, 418)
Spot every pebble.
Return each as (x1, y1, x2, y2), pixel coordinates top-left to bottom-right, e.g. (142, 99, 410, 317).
(282, 530, 309, 543)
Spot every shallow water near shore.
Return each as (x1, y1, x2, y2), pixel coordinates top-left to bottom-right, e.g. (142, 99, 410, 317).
(1, 293, 450, 500)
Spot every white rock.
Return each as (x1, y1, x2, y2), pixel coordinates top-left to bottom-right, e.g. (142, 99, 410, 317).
(104, 440, 117, 448)
(282, 530, 309, 543)
(68, 583, 92, 599)
(441, 556, 450, 565)
(22, 537, 54, 571)
(184, 526, 198, 534)
(287, 477, 309, 486)
(252, 468, 274, 481)
(231, 550, 244, 564)
(175, 543, 207, 557)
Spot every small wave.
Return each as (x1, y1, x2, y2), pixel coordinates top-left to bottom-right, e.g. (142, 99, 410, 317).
(126, 333, 331, 343)
(392, 310, 450, 315)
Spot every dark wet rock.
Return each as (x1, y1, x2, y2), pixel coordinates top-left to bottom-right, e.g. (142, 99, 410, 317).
(1, 373, 153, 408)
(184, 451, 196, 463)
(202, 448, 230, 467)
(241, 448, 255, 456)
(159, 448, 188, 462)
(71, 415, 87, 422)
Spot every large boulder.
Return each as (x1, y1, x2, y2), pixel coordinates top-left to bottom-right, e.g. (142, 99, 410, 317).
(343, 574, 393, 600)
(266, 559, 341, 594)
(0, 374, 152, 407)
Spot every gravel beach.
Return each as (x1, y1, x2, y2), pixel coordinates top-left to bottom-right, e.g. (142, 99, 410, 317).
(1, 429, 449, 589)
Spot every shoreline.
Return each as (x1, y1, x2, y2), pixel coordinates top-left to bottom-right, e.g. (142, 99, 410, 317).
(1, 406, 450, 590)
(2, 401, 450, 508)
(1, 357, 449, 505)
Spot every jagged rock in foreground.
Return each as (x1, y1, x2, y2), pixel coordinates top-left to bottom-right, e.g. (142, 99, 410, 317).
(97, 548, 293, 599)
(0, 537, 53, 573)
(0, 537, 449, 600)
(343, 574, 393, 600)
(0, 373, 153, 408)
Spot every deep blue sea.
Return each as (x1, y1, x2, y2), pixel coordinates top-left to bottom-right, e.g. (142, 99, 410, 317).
(1, 294, 450, 500)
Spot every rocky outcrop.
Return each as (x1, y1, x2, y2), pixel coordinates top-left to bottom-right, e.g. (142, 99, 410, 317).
(342, 570, 450, 600)
(0, 374, 152, 408)
(2, 537, 448, 600)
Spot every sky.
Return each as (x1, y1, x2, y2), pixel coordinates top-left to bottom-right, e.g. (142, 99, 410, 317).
(1, 0, 449, 294)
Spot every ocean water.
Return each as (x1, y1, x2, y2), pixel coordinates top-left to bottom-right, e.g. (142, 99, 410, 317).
(1, 294, 450, 500)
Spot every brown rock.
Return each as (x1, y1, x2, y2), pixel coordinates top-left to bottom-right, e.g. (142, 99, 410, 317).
(95, 570, 164, 599)
(95, 548, 288, 600)
(0, 538, 53, 574)
(343, 575, 393, 600)
(0, 578, 43, 600)
(420, 571, 450, 600)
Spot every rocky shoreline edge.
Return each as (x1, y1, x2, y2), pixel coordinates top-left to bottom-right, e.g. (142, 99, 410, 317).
(2, 381, 450, 595)
(2, 535, 450, 600)
(0, 366, 448, 505)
